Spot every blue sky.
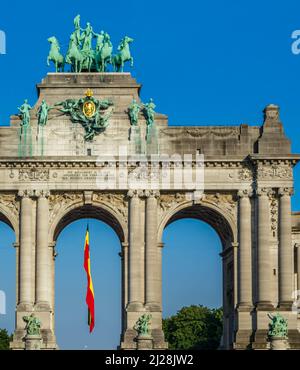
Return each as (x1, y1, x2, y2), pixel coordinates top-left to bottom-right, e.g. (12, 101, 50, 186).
(0, 0, 300, 349)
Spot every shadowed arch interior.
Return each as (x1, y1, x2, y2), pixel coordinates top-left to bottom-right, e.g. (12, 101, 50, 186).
(53, 205, 125, 243)
(164, 205, 234, 249)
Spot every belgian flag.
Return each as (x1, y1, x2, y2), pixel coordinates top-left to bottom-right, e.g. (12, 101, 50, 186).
(84, 226, 95, 333)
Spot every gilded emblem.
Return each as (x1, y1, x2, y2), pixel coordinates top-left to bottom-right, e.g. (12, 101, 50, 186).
(83, 89, 96, 118)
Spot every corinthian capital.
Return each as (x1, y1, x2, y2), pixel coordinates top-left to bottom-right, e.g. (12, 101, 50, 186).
(18, 190, 34, 199)
(278, 187, 293, 197)
(144, 190, 160, 199)
(127, 189, 144, 199)
(35, 190, 50, 199)
(237, 189, 253, 198)
(256, 187, 274, 197)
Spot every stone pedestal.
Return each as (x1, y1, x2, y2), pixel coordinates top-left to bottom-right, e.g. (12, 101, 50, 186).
(146, 123, 159, 155)
(270, 337, 289, 350)
(129, 126, 143, 154)
(136, 335, 154, 350)
(25, 335, 42, 351)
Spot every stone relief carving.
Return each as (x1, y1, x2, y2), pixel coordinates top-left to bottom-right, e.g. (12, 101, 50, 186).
(160, 127, 239, 139)
(49, 192, 83, 226)
(0, 193, 19, 220)
(93, 193, 128, 222)
(19, 169, 50, 182)
(159, 193, 187, 212)
(257, 164, 292, 180)
(270, 196, 278, 235)
(202, 193, 237, 220)
(238, 168, 253, 181)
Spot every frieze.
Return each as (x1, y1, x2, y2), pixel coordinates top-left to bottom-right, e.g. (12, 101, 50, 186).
(19, 169, 50, 182)
(257, 164, 293, 181)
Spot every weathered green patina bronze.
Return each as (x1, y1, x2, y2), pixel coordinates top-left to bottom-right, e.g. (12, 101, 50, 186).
(47, 37, 65, 72)
(18, 100, 32, 128)
(23, 314, 41, 336)
(268, 313, 288, 339)
(134, 314, 152, 337)
(113, 36, 134, 72)
(47, 16, 134, 73)
(37, 100, 53, 127)
(55, 90, 114, 141)
(144, 98, 156, 127)
(128, 99, 141, 126)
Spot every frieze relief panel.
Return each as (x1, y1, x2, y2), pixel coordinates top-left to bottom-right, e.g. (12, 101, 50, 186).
(159, 192, 237, 221)
(201, 193, 237, 221)
(0, 193, 19, 220)
(93, 193, 128, 222)
(49, 192, 83, 226)
(256, 163, 293, 181)
(19, 169, 50, 182)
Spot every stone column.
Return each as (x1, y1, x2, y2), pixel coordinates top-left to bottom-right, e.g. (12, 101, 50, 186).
(127, 190, 143, 310)
(296, 244, 300, 299)
(237, 190, 253, 307)
(145, 191, 160, 310)
(257, 188, 273, 308)
(36, 191, 50, 309)
(18, 190, 34, 309)
(278, 188, 294, 308)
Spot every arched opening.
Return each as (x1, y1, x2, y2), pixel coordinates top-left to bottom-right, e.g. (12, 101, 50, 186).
(0, 218, 16, 340)
(160, 203, 236, 350)
(52, 204, 126, 350)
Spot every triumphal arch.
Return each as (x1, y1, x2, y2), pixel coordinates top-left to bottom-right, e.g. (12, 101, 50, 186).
(1, 17, 300, 350)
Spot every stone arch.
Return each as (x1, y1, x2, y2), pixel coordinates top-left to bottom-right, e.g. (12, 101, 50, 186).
(49, 198, 128, 245)
(0, 202, 19, 242)
(158, 197, 237, 349)
(158, 199, 237, 249)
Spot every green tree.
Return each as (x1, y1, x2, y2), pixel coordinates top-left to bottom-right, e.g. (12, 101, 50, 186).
(0, 329, 12, 350)
(163, 305, 223, 350)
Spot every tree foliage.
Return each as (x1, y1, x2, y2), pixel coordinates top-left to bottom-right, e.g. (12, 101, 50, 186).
(163, 305, 223, 350)
(0, 329, 12, 350)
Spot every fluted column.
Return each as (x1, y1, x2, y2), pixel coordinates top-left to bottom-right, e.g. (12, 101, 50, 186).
(36, 190, 50, 309)
(127, 190, 143, 310)
(257, 188, 273, 308)
(145, 191, 160, 310)
(18, 190, 34, 309)
(278, 188, 294, 307)
(237, 189, 253, 307)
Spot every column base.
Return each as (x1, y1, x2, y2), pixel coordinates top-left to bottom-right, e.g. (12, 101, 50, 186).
(145, 302, 162, 312)
(35, 302, 51, 311)
(252, 330, 270, 350)
(127, 302, 145, 312)
(233, 330, 254, 350)
(277, 302, 293, 311)
(256, 302, 275, 310)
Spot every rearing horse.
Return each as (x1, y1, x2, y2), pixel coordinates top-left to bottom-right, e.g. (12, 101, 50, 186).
(47, 37, 65, 72)
(112, 36, 134, 72)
